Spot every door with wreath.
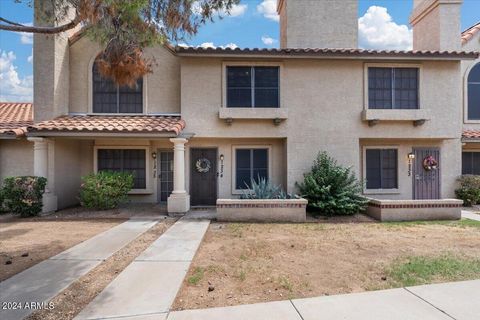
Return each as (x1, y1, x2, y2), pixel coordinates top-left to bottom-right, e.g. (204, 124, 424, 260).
(412, 148, 440, 199)
(190, 148, 218, 206)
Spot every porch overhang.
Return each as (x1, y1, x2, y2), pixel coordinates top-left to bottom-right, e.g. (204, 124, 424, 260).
(462, 130, 480, 143)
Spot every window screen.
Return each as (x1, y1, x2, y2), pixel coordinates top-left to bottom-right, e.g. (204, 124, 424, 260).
(462, 152, 480, 175)
(235, 148, 269, 189)
(92, 61, 143, 113)
(368, 67, 418, 109)
(366, 149, 398, 189)
(227, 66, 279, 108)
(98, 149, 146, 189)
(468, 63, 480, 120)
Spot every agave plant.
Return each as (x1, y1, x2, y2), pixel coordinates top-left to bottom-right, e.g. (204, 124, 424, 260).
(240, 177, 293, 199)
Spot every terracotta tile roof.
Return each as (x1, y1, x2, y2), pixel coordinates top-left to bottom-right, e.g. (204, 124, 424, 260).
(28, 115, 185, 136)
(462, 22, 480, 45)
(0, 102, 33, 138)
(463, 130, 480, 139)
(175, 46, 479, 60)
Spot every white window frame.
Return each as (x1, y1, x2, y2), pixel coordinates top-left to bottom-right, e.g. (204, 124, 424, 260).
(93, 145, 152, 194)
(88, 54, 148, 115)
(231, 145, 273, 194)
(464, 60, 480, 123)
(364, 63, 423, 110)
(222, 61, 283, 109)
(362, 146, 400, 195)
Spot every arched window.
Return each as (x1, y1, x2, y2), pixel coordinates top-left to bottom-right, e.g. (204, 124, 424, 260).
(468, 62, 480, 120)
(92, 60, 143, 113)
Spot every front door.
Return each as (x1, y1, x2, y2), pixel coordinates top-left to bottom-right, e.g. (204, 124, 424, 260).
(413, 148, 441, 199)
(157, 151, 174, 203)
(190, 148, 217, 206)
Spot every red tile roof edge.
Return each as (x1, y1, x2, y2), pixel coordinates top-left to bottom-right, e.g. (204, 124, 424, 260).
(0, 102, 33, 138)
(462, 22, 480, 45)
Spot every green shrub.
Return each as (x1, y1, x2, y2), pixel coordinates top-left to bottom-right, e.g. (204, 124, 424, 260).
(0, 187, 6, 213)
(240, 177, 293, 199)
(3, 176, 47, 217)
(296, 151, 368, 216)
(79, 171, 134, 210)
(455, 175, 480, 206)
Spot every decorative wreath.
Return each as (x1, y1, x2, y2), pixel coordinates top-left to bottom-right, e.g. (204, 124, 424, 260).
(422, 155, 438, 171)
(195, 158, 211, 173)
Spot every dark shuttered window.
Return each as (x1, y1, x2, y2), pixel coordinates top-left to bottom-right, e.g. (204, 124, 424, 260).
(92, 62, 143, 113)
(467, 63, 480, 120)
(97, 149, 146, 189)
(366, 149, 398, 189)
(462, 152, 480, 175)
(235, 148, 269, 189)
(368, 67, 419, 109)
(227, 66, 279, 108)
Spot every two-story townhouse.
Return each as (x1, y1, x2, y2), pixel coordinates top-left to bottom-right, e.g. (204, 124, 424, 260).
(7, 0, 479, 213)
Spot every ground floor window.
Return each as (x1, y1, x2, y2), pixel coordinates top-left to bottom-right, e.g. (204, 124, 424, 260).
(365, 148, 398, 189)
(97, 149, 146, 189)
(235, 148, 269, 189)
(462, 151, 480, 175)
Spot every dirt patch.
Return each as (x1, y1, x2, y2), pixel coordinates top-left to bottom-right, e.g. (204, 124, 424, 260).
(172, 218, 480, 310)
(0, 219, 122, 282)
(26, 218, 176, 320)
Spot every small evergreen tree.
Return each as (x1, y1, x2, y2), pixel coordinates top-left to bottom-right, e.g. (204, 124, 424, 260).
(296, 152, 368, 216)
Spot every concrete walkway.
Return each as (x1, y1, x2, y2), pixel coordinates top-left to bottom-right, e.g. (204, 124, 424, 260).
(76, 218, 210, 320)
(168, 279, 480, 320)
(462, 210, 480, 221)
(0, 219, 158, 320)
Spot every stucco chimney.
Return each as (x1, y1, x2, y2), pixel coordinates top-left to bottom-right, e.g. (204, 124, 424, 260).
(33, 1, 73, 122)
(277, 0, 358, 49)
(409, 0, 463, 51)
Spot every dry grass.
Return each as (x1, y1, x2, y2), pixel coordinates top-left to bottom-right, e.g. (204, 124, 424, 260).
(173, 218, 480, 310)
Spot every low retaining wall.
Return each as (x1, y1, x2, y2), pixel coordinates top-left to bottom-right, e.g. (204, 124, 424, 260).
(217, 198, 308, 222)
(365, 198, 463, 222)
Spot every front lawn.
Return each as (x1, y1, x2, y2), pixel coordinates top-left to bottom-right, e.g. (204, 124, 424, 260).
(172, 218, 480, 310)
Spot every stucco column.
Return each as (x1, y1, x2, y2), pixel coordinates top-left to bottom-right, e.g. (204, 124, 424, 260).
(167, 138, 190, 213)
(28, 137, 58, 213)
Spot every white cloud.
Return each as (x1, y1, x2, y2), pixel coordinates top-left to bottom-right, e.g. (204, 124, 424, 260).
(358, 6, 412, 50)
(198, 42, 238, 49)
(261, 35, 277, 46)
(27, 50, 33, 64)
(0, 50, 33, 102)
(192, 2, 247, 18)
(257, 0, 279, 22)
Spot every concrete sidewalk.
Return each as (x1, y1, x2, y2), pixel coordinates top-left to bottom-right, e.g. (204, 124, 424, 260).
(75, 218, 210, 320)
(462, 210, 480, 221)
(0, 219, 158, 320)
(168, 279, 480, 320)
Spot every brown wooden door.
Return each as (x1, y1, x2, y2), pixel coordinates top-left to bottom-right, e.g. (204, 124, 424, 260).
(413, 148, 441, 199)
(190, 148, 217, 206)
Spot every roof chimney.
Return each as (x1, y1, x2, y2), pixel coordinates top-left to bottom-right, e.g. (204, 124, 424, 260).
(409, 0, 463, 51)
(277, 0, 358, 49)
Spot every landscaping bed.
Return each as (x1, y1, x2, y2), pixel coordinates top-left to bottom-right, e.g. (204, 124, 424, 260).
(0, 218, 123, 281)
(172, 217, 480, 310)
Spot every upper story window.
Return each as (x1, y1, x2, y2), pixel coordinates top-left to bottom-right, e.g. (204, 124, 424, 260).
(467, 63, 480, 120)
(226, 66, 279, 108)
(368, 67, 419, 109)
(92, 61, 143, 113)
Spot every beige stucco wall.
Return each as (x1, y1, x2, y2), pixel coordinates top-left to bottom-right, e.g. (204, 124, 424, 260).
(180, 57, 462, 199)
(69, 37, 180, 114)
(0, 140, 34, 183)
(278, 0, 357, 49)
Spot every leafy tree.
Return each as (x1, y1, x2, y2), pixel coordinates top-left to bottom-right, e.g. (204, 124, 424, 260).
(0, 0, 239, 85)
(296, 151, 368, 216)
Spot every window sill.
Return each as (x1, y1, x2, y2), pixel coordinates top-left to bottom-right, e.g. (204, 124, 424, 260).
(361, 109, 430, 122)
(363, 189, 400, 195)
(128, 189, 153, 195)
(219, 108, 288, 120)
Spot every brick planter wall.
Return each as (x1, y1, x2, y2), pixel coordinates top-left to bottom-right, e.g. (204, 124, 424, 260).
(216, 199, 308, 222)
(365, 198, 463, 222)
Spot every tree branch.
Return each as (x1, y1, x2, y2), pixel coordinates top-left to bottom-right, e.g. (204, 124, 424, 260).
(0, 15, 81, 34)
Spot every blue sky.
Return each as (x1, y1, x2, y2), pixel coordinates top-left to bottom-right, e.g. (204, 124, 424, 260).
(0, 0, 479, 101)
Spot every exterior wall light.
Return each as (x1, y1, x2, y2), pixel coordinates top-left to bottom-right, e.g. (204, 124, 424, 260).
(408, 152, 415, 176)
(408, 153, 415, 159)
(151, 152, 157, 159)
